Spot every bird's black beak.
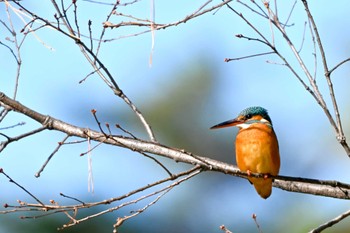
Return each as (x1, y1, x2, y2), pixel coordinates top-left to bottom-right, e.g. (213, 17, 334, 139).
(210, 118, 243, 129)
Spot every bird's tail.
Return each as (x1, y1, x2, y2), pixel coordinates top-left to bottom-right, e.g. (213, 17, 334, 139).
(249, 177, 273, 199)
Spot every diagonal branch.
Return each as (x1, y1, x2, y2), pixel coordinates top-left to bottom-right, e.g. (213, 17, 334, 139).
(308, 209, 350, 233)
(14, 1, 157, 142)
(1, 91, 350, 199)
(300, 0, 349, 155)
(0, 168, 45, 206)
(230, 0, 350, 156)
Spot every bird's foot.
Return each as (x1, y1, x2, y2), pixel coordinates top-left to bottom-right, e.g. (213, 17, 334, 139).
(247, 170, 252, 176)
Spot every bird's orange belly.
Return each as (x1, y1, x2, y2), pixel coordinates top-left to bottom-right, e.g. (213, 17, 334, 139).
(236, 139, 279, 175)
(235, 126, 280, 198)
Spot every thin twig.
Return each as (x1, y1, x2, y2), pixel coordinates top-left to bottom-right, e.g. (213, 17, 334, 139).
(115, 124, 137, 139)
(224, 1, 271, 46)
(91, 109, 105, 135)
(4, 1, 23, 100)
(81, 0, 141, 6)
(73, 0, 80, 37)
(252, 213, 263, 233)
(225, 51, 274, 62)
(79, 68, 99, 84)
(113, 189, 171, 231)
(297, 21, 307, 53)
(79, 139, 104, 156)
(264, 1, 275, 47)
(0, 40, 20, 64)
(60, 193, 85, 205)
(308, 209, 350, 233)
(0, 168, 45, 206)
(88, 19, 93, 51)
(0, 121, 25, 130)
(137, 151, 173, 177)
(236, 0, 268, 18)
(220, 225, 233, 233)
(307, 17, 317, 80)
(95, 0, 119, 58)
(328, 57, 350, 75)
(35, 135, 70, 178)
(283, 0, 297, 29)
(0, 126, 47, 152)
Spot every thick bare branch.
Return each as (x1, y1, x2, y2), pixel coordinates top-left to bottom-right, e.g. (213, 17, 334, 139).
(1, 91, 350, 200)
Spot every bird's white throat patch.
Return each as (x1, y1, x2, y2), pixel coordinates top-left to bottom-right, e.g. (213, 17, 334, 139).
(236, 118, 270, 129)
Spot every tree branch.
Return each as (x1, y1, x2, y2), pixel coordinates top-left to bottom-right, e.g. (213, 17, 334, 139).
(14, 1, 158, 142)
(308, 209, 350, 233)
(1, 91, 350, 200)
(300, 0, 350, 155)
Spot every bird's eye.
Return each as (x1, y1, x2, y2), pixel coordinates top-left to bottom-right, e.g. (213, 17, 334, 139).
(245, 114, 252, 119)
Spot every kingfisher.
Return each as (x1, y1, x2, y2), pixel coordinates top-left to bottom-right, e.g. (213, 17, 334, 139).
(210, 106, 280, 199)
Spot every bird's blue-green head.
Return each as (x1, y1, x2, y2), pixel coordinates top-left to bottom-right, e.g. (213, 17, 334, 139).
(238, 106, 272, 124)
(210, 106, 273, 129)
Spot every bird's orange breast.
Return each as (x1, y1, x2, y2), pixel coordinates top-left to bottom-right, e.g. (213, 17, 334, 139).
(235, 123, 280, 198)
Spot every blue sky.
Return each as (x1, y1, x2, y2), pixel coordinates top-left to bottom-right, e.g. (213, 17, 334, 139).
(1, 1, 350, 232)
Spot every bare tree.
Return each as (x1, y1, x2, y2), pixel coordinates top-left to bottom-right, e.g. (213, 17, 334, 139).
(1, 1, 350, 232)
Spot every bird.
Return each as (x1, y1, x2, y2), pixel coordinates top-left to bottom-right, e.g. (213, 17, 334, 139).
(210, 106, 280, 199)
